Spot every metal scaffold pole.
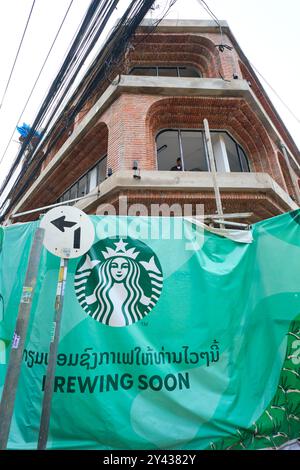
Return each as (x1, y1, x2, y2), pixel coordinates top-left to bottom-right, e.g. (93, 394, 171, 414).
(37, 257, 69, 450)
(203, 118, 225, 228)
(0, 227, 45, 450)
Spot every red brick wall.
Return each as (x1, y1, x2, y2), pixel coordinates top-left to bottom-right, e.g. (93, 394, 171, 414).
(16, 28, 297, 219)
(96, 93, 286, 190)
(128, 32, 242, 80)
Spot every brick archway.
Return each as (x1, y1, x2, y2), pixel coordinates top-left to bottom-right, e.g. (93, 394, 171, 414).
(146, 96, 277, 178)
(128, 34, 221, 78)
(20, 121, 109, 214)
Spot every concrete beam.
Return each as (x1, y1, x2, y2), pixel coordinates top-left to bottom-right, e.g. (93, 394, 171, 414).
(118, 75, 249, 97)
(75, 170, 298, 213)
(139, 19, 229, 33)
(12, 76, 299, 215)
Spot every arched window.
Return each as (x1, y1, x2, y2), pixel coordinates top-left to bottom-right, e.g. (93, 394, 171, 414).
(130, 66, 201, 78)
(58, 154, 107, 204)
(156, 130, 250, 173)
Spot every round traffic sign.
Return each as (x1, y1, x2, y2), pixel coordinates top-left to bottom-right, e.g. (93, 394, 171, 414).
(40, 206, 95, 258)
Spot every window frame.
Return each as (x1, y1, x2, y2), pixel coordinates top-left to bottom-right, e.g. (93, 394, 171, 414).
(57, 154, 107, 203)
(129, 65, 201, 79)
(209, 129, 250, 172)
(155, 128, 250, 173)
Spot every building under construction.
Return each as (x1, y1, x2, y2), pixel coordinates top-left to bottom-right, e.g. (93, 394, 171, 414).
(0, 8, 300, 452)
(2, 18, 300, 224)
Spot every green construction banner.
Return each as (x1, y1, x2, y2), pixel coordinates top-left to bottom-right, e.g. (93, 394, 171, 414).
(0, 212, 299, 450)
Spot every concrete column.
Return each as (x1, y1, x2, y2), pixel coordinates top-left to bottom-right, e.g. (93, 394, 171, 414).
(280, 143, 300, 206)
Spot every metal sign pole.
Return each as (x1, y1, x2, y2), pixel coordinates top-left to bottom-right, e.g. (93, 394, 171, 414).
(37, 257, 69, 450)
(36, 204, 94, 449)
(203, 118, 225, 228)
(0, 227, 45, 450)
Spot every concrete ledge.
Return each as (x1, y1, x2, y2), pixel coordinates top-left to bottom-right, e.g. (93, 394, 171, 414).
(11, 75, 299, 215)
(139, 19, 229, 34)
(76, 170, 298, 212)
(118, 75, 249, 97)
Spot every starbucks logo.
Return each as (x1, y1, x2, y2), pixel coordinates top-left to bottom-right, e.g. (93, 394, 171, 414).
(74, 237, 163, 327)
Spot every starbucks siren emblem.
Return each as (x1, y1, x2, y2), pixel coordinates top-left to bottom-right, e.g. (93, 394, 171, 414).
(74, 237, 163, 327)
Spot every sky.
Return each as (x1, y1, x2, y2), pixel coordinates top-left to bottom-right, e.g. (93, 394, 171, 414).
(0, 0, 299, 198)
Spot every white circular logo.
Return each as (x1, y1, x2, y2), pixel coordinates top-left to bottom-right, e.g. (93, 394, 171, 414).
(40, 206, 94, 258)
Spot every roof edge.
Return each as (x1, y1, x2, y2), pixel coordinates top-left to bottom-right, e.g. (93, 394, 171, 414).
(139, 18, 228, 33)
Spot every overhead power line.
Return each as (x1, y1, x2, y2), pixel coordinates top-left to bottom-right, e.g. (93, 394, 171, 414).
(0, 0, 115, 197)
(0, 0, 177, 220)
(0, 0, 75, 168)
(196, 0, 300, 125)
(250, 62, 300, 125)
(196, 0, 226, 48)
(0, 0, 36, 109)
(198, 0, 219, 25)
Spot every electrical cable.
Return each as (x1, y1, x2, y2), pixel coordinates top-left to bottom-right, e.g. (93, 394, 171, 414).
(45, 0, 177, 154)
(194, 0, 232, 82)
(0, 0, 107, 193)
(196, 0, 232, 52)
(19, 0, 149, 161)
(38, 0, 177, 157)
(0, 0, 177, 220)
(0, 0, 36, 109)
(0, 0, 75, 168)
(250, 62, 300, 124)
(196, 0, 300, 126)
(6, 2, 152, 206)
(0, 0, 136, 206)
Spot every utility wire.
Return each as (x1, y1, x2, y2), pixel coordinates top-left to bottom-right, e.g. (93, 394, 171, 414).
(0, 0, 36, 109)
(34, 0, 177, 160)
(1, 0, 178, 219)
(0, 0, 127, 199)
(0, 0, 75, 168)
(0, 0, 159, 218)
(195, 0, 232, 83)
(250, 62, 300, 125)
(196, 0, 224, 46)
(198, 0, 219, 25)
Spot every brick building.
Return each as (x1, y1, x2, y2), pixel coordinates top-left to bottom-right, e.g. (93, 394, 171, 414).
(7, 20, 300, 223)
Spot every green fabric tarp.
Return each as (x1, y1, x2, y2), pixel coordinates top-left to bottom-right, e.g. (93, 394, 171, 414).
(0, 212, 299, 450)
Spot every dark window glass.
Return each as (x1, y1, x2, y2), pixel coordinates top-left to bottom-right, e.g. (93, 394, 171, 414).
(238, 147, 250, 172)
(78, 174, 88, 197)
(158, 67, 178, 77)
(179, 67, 200, 78)
(57, 155, 107, 203)
(156, 130, 249, 173)
(62, 190, 70, 202)
(156, 131, 181, 170)
(180, 131, 208, 171)
(69, 184, 77, 200)
(130, 66, 201, 78)
(130, 67, 157, 77)
(98, 156, 107, 184)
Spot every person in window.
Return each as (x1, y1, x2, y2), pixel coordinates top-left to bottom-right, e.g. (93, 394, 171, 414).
(170, 157, 183, 171)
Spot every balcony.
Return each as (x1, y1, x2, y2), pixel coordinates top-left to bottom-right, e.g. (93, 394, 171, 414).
(10, 75, 299, 223)
(75, 170, 297, 223)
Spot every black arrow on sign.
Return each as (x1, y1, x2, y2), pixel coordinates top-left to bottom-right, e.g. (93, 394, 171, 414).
(51, 216, 77, 232)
